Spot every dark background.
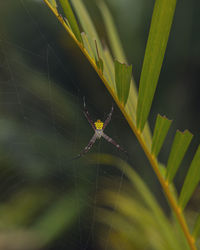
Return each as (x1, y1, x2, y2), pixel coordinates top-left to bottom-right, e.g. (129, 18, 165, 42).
(0, 0, 199, 249)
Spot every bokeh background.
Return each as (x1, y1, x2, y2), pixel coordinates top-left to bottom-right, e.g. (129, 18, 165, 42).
(0, 0, 199, 249)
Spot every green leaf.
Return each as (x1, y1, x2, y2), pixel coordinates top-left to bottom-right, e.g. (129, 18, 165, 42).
(103, 47, 116, 91)
(151, 114, 172, 157)
(97, 0, 126, 62)
(81, 33, 102, 67)
(98, 208, 147, 248)
(96, 57, 103, 72)
(70, 0, 154, 149)
(192, 213, 200, 240)
(97, 0, 139, 121)
(115, 60, 132, 106)
(100, 192, 186, 250)
(90, 154, 185, 250)
(33, 191, 84, 244)
(179, 145, 200, 210)
(59, 0, 83, 44)
(81, 32, 95, 59)
(70, 0, 101, 48)
(100, 193, 165, 249)
(0, 189, 52, 229)
(166, 130, 193, 183)
(70, 0, 115, 88)
(136, 0, 177, 131)
(95, 40, 104, 73)
(48, 0, 57, 9)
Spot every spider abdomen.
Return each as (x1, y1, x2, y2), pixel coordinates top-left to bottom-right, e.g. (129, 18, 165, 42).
(95, 129, 103, 139)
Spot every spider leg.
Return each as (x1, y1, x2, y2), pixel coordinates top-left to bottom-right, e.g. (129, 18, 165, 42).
(83, 97, 95, 130)
(103, 104, 114, 130)
(102, 132, 127, 154)
(73, 133, 97, 160)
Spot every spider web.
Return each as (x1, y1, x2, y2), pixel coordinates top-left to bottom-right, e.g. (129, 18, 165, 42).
(1, 1, 199, 250)
(0, 1, 128, 250)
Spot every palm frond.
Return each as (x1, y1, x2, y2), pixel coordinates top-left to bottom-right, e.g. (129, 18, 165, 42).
(92, 154, 189, 250)
(60, 0, 83, 44)
(166, 130, 193, 182)
(136, 0, 177, 132)
(193, 214, 200, 240)
(42, 1, 200, 249)
(32, 189, 84, 246)
(179, 145, 200, 210)
(114, 60, 132, 106)
(97, 0, 126, 62)
(151, 114, 172, 157)
(48, 0, 57, 9)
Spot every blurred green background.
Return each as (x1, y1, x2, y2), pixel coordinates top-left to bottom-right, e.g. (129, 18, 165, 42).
(0, 0, 199, 249)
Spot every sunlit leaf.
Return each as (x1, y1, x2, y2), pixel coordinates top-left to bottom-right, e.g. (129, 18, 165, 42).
(81, 33, 104, 73)
(98, 208, 147, 249)
(70, 0, 101, 47)
(97, 0, 139, 121)
(95, 40, 104, 73)
(71, 0, 115, 90)
(96, 58, 103, 72)
(100, 192, 184, 250)
(166, 130, 193, 182)
(67, 0, 152, 147)
(81, 32, 95, 60)
(103, 47, 116, 91)
(91, 154, 185, 250)
(136, 0, 177, 131)
(42, 1, 197, 247)
(151, 114, 172, 157)
(179, 145, 200, 209)
(59, 0, 83, 44)
(115, 60, 132, 106)
(97, 0, 126, 62)
(98, 1, 152, 142)
(48, 0, 57, 9)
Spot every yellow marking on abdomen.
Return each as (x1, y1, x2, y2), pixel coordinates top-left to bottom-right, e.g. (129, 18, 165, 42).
(95, 119, 104, 130)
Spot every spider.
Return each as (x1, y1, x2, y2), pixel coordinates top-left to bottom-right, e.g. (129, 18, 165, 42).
(74, 98, 127, 159)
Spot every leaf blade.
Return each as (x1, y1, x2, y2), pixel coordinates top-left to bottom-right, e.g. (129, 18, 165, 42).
(90, 154, 185, 250)
(102, 47, 115, 91)
(97, 0, 126, 62)
(33, 190, 84, 244)
(179, 145, 200, 210)
(192, 213, 200, 240)
(70, 0, 100, 47)
(71, 0, 116, 90)
(115, 60, 132, 106)
(70, 0, 153, 149)
(81, 32, 95, 59)
(166, 130, 193, 183)
(136, 0, 177, 131)
(151, 114, 172, 157)
(59, 0, 83, 44)
(48, 0, 57, 9)
(95, 40, 104, 73)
